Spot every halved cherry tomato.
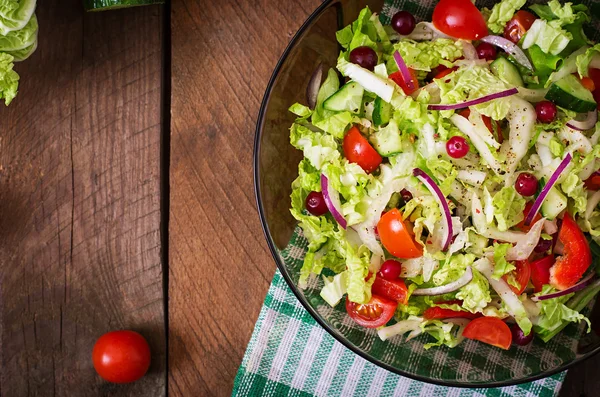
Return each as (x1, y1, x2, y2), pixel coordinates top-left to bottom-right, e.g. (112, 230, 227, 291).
(346, 294, 397, 328)
(432, 0, 488, 40)
(515, 202, 542, 232)
(389, 68, 419, 95)
(549, 213, 592, 290)
(377, 209, 423, 259)
(372, 276, 409, 305)
(423, 300, 481, 320)
(584, 171, 600, 191)
(502, 260, 531, 295)
(503, 10, 537, 44)
(462, 317, 512, 350)
(530, 255, 554, 292)
(459, 109, 502, 143)
(343, 126, 382, 174)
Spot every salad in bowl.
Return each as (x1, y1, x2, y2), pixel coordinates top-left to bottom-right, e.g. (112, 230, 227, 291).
(288, 0, 600, 350)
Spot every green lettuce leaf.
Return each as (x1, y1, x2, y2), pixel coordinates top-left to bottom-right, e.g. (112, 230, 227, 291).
(421, 320, 463, 349)
(576, 44, 600, 78)
(492, 243, 515, 280)
(456, 268, 492, 313)
(492, 186, 526, 231)
(534, 285, 591, 342)
(0, 52, 18, 105)
(387, 38, 463, 73)
(561, 173, 587, 217)
(346, 243, 375, 304)
(522, 19, 571, 56)
(486, 0, 526, 34)
(0, 0, 36, 35)
(425, 157, 457, 196)
(530, 0, 588, 25)
(436, 65, 512, 120)
(320, 271, 348, 307)
(433, 254, 475, 286)
(290, 123, 340, 170)
(0, 13, 36, 52)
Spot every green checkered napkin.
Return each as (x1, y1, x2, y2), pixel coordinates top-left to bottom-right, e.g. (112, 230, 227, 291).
(233, 0, 600, 394)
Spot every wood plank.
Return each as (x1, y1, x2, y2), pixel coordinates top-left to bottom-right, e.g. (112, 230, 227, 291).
(0, 2, 166, 395)
(168, 0, 322, 395)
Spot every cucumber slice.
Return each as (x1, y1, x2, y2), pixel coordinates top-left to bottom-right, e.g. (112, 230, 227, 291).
(372, 96, 392, 127)
(541, 186, 567, 220)
(545, 74, 597, 113)
(323, 81, 364, 114)
(490, 57, 524, 87)
(84, 0, 164, 11)
(370, 120, 403, 157)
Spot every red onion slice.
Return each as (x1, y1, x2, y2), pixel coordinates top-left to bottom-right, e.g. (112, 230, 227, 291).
(428, 88, 518, 111)
(480, 35, 533, 70)
(306, 63, 323, 110)
(413, 168, 453, 250)
(393, 50, 415, 92)
(566, 111, 598, 131)
(524, 153, 572, 226)
(532, 273, 595, 302)
(320, 174, 347, 229)
(412, 267, 473, 296)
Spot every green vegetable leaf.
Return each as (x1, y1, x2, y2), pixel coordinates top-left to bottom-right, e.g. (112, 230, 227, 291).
(346, 243, 375, 304)
(0, 13, 36, 52)
(0, 0, 36, 35)
(290, 123, 340, 170)
(421, 320, 462, 349)
(561, 173, 587, 217)
(387, 39, 463, 73)
(433, 254, 475, 286)
(534, 285, 591, 342)
(0, 53, 18, 105)
(492, 186, 526, 231)
(456, 268, 492, 313)
(576, 44, 600, 78)
(486, 0, 526, 34)
(492, 243, 515, 280)
(522, 19, 571, 56)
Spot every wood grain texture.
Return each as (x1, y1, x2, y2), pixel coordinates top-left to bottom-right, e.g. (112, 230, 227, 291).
(168, 1, 322, 395)
(0, 2, 166, 395)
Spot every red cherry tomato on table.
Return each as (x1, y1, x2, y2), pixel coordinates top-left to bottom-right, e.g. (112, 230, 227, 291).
(549, 213, 592, 290)
(462, 317, 512, 350)
(92, 330, 151, 383)
(372, 276, 409, 305)
(389, 68, 420, 95)
(432, 0, 488, 40)
(377, 209, 423, 259)
(502, 260, 531, 295)
(423, 300, 481, 320)
(343, 126, 382, 174)
(530, 255, 555, 293)
(346, 294, 397, 328)
(504, 10, 537, 44)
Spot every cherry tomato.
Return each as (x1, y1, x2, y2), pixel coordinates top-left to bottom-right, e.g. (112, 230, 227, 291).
(578, 76, 596, 92)
(423, 300, 481, 320)
(343, 126, 382, 174)
(346, 294, 397, 328)
(503, 10, 537, 44)
(432, 0, 488, 40)
(584, 171, 600, 191)
(462, 317, 512, 350)
(377, 209, 423, 259)
(459, 109, 501, 143)
(389, 68, 420, 95)
(530, 255, 554, 292)
(372, 276, 409, 305)
(515, 202, 542, 233)
(92, 330, 151, 384)
(502, 260, 531, 295)
(588, 68, 600, 110)
(549, 213, 592, 290)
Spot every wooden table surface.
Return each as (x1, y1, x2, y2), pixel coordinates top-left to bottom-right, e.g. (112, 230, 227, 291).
(0, 1, 599, 396)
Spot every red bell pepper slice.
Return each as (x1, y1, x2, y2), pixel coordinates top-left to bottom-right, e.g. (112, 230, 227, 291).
(549, 214, 592, 290)
(530, 255, 555, 292)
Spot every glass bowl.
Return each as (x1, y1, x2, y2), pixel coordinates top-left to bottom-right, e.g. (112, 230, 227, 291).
(254, 0, 600, 387)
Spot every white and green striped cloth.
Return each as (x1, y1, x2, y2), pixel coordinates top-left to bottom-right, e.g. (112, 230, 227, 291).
(232, 270, 565, 396)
